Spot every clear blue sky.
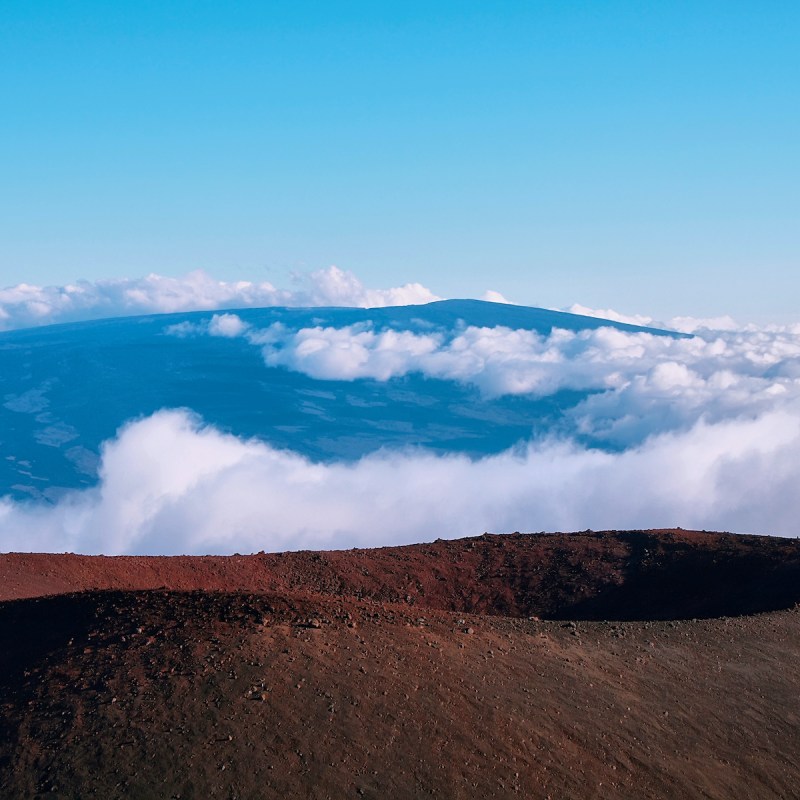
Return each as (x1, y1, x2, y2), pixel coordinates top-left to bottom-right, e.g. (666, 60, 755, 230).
(1, 1, 798, 320)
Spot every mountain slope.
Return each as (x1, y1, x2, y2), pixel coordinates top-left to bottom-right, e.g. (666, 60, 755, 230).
(1, 529, 799, 799)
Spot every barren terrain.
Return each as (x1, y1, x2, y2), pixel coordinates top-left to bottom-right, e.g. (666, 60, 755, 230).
(2, 529, 800, 799)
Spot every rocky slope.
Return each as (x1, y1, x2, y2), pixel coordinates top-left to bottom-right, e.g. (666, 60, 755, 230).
(2, 529, 800, 799)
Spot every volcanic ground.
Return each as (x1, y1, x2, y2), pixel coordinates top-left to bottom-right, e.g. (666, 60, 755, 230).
(2, 529, 800, 799)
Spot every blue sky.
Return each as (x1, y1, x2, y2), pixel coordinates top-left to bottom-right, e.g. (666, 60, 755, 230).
(1, 1, 798, 321)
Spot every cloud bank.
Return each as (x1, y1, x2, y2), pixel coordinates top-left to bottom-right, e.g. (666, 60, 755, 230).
(1, 407, 798, 555)
(0, 267, 440, 331)
(173, 313, 800, 447)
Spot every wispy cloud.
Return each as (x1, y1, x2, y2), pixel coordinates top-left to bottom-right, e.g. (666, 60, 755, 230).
(566, 303, 656, 328)
(564, 303, 742, 334)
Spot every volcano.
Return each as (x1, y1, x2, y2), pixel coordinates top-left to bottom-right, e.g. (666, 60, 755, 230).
(2, 529, 799, 799)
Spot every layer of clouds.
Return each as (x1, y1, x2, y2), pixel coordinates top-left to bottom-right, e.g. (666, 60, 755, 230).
(0, 267, 440, 331)
(178, 314, 800, 447)
(1, 407, 798, 555)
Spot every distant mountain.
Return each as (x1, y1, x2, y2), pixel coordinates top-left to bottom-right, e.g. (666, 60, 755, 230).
(0, 300, 683, 502)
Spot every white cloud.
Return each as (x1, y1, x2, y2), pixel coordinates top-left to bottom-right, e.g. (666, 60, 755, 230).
(208, 313, 249, 338)
(252, 323, 594, 392)
(1, 407, 798, 555)
(193, 320, 797, 445)
(482, 290, 515, 305)
(0, 267, 440, 331)
(164, 312, 251, 339)
(566, 303, 655, 328)
(163, 320, 200, 338)
(299, 266, 439, 309)
(565, 303, 750, 337)
(256, 324, 443, 381)
(668, 315, 740, 334)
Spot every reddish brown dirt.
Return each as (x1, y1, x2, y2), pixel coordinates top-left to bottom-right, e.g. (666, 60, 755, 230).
(2, 530, 800, 799)
(3, 529, 800, 619)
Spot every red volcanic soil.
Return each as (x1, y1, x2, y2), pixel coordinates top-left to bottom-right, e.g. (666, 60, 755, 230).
(2, 529, 800, 799)
(4, 529, 800, 619)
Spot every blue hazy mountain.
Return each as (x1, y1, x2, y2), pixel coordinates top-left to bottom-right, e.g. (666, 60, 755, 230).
(0, 300, 680, 502)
